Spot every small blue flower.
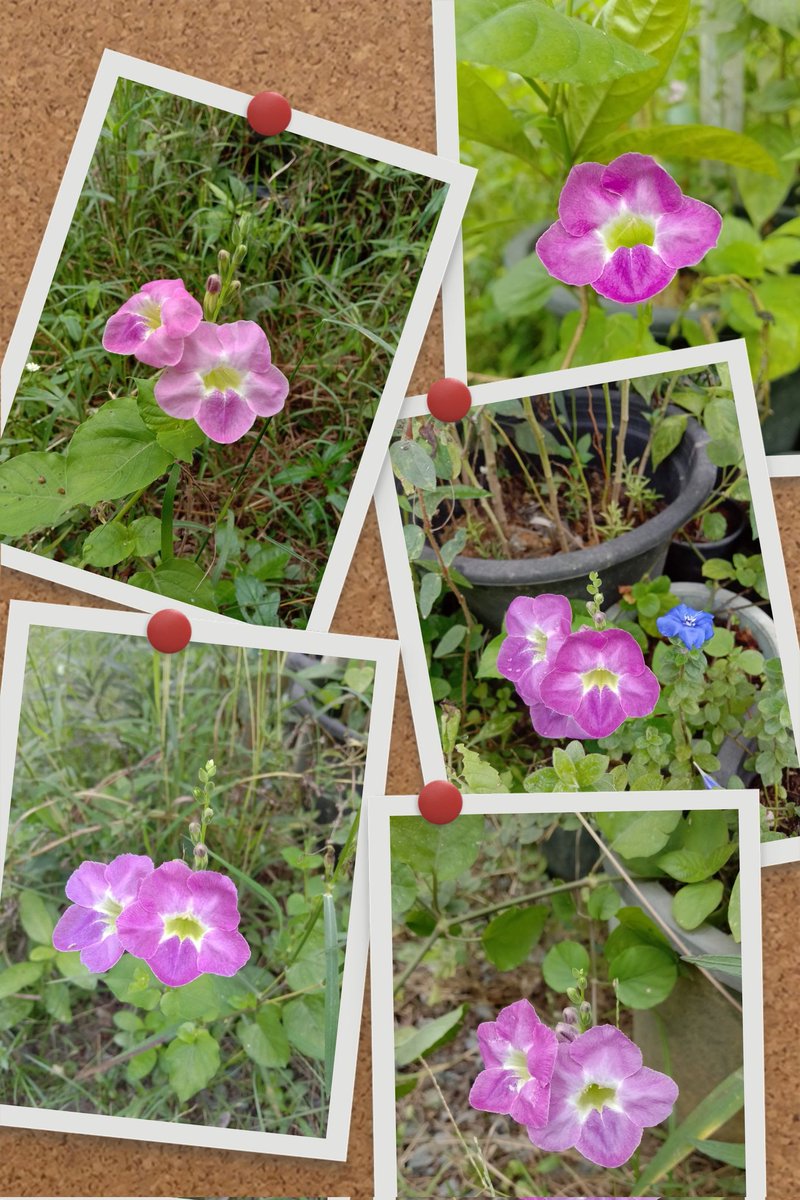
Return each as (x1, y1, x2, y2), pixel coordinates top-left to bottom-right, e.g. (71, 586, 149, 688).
(694, 761, 722, 789)
(656, 603, 715, 650)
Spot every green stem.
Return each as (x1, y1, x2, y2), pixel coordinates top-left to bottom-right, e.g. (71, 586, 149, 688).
(160, 463, 181, 563)
(522, 396, 570, 552)
(110, 485, 148, 524)
(610, 377, 630, 509)
(322, 891, 339, 1098)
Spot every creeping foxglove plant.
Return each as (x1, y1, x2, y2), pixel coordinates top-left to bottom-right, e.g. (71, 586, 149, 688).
(469, 998, 559, 1128)
(102, 279, 202, 367)
(52, 853, 155, 972)
(536, 153, 722, 305)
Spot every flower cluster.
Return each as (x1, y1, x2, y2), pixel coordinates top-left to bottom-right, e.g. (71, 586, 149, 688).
(52, 852, 250, 987)
(470, 999, 678, 1169)
(498, 594, 659, 739)
(103, 277, 288, 444)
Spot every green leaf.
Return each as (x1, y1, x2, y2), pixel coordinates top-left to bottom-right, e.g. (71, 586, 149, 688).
(650, 413, 687, 469)
(728, 873, 741, 943)
(657, 843, 735, 883)
(692, 1138, 746, 1169)
(129, 558, 217, 611)
(404, 523, 426, 561)
(0, 452, 73, 536)
(418, 571, 442, 619)
(541, 940, 590, 992)
(391, 862, 418, 917)
(476, 632, 505, 679)
(162, 1028, 221, 1101)
(18, 891, 55, 945)
(130, 515, 162, 557)
(457, 61, 542, 171)
(0, 998, 34, 1032)
(66, 396, 174, 504)
(594, 123, 780, 176)
(283, 994, 326, 1059)
(586, 882, 622, 921)
(159, 974, 239, 1022)
(104, 957, 161, 1010)
(234, 575, 280, 625)
(458, 744, 504, 793)
(395, 1005, 465, 1068)
(680, 953, 742, 977)
(735, 122, 796, 228)
(634, 1068, 744, 1191)
(607, 944, 678, 1009)
(490, 252, 555, 319)
(391, 813, 484, 884)
(702, 511, 727, 542)
(705, 626, 735, 657)
(482, 905, 548, 971)
(567, 0, 689, 156)
(0, 961, 43, 999)
(136, 379, 204, 462)
(594, 810, 681, 858)
(81, 521, 137, 568)
(433, 623, 467, 658)
(126, 1047, 157, 1083)
(750, 0, 800, 33)
(457, 0, 657, 85)
(390, 439, 436, 490)
(704, 215, 763, 278)
(672, 880, 724, 931)
(43, 980, 72, 1023)
(237, 1006, 290, 1069)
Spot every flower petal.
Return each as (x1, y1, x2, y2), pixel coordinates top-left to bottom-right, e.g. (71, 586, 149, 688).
(216, 320, 272, 372)
(196, 928, 251, 977)
(174, 322, 226, 372)
(160, 290, 203, 339)
(505, 594, 573, 640)
(469, 1066, 520, 1115)
(135, 860, 193, 914)
(526, 1042, 585, 1151)
(568, 1025, 643, 1084)
(497, 635, 536, 684)
(558, 162, 623, 235)
(618, 665, 660, 720)
(528, 698, 591, 740)
(476, 1021, 510, 1069)
(147, 935, 201, 987)
(536, 221, 608, 286)
(116, 900, 164, 960)
(102, 310, 147, 355)
(576, 1106, 643, 1168)
(52, 904, 107, 952)
(601, 153, 683, 217)
(80, 932, 125, 973)
(64, 861, 111, 909)
(575, 686, 627, 739)
(244, 364, 289, 417)
(187, 870, 241, 931)
(616, 1064, 679, 1128)
(195, 389, 257, 444)
(509, 1076, 551, 1128)
(655, 196, 722, 269)
(155, 367, 205, 420)
(104, 854, 154, 907)
(593, 245, 675, 304)
(134, 326, 186, 369)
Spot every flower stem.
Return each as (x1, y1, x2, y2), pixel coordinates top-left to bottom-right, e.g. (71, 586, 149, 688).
(560, 285, 590, 370)
(522, 396, 570, 552)
(160, 463, 181, 563)
(610, 377, 630, 509)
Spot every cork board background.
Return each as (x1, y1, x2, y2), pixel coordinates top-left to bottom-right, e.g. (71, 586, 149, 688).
(1, 0, 800, 1194)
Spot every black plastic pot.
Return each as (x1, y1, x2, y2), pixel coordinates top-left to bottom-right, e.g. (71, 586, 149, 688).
(425, 393, 717, 631)
(665, 499, 748, 584)
(761, 370, 800, 454)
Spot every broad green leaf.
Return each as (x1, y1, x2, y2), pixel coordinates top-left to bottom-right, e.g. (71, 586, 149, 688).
(434, 623, 468, 658)
(567, 0, 689, 157)
(390, 439, 436, 490)
(594, 123, 779, 177)
(237, 1006, 290, 1069)
(693, 1138, 746, 1169)
(129, 558, 217, 611)
(704, 215, 764, 279)
(476, 632, 504, 679)
(418, 571, 442, 619)
(0, 998, 34, 1032)
(728, 275, 800, 380)
(650, 413, 687, 469)
(541, 940, 589, 992)
(159, 974, 239, 1022)
(18, 891, 55, 945)
(234, 575, 280, 625)
(391, 814, 484, 884)
(136, 379, 204, 462)
(457, 0, 656, 85)
(403, 523, 426, 561)
(594, 810, 681, 858)
(104, 957, 161, 1010)
(0, 452, 73, 536)
(391, 862, 418, 917)
(657, 843, 735, 883)
(751, 0, 800, 34)
(66, 396, 174, 504)
(81, 521, 136, 568)
(681, 953, 742, 977)
(457, 61, 542, 171)
(737, 119, 795, 228)
(0, 961, 43, 1000)
(54, 950, 98, 991)
(126, 1047, 157, 1083)
(482, 905, 548, 970)
(728, 873, 741, 943)
(44, 980, 72, 1023)
(286, 925, 327, 991)
(395, 1005, 465, 1067)
(604, 906, 673, 959)
(458, 744, 504, 793)
(672, 880, 723, 931)
(163, 1028, 221, 1101)
(635, 1067, 744, 1191)
(131, 514, 162, 557)
(608, 944, 678, 1009)
(490, 252, 554, 319)
(283, 993, 326, 1059)
(586, 882, 622, 921)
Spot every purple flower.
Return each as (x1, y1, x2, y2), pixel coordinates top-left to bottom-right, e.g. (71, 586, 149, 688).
(527, 1025, 678, 1169)
(539, 627, 660, 739)
(154, 320, 289, 444)
(52, 854, 154, 973)
(536, 153, 721, 305)
(102, 279, 202, 367)
(528, 696, 590, 741)
(497, 595, 572, 705)
(116, 860, 250, 987)
(469, 999, 559, 1129)
(656, 603, 715, 650)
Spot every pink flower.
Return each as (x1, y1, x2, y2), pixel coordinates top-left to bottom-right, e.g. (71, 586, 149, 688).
(116, 859, 250, 987)
(527, 1025, 678, 1168)
(536, 153, 721, 305)
(52, 854, 154, 973)
(102, 279, 202, 367)
(538, 627, 659, 739)
(154, 321, 288, 444)
(469, 999, 559, 1129)
(527, 696, 590, 741)
(497, 595, 572, 705)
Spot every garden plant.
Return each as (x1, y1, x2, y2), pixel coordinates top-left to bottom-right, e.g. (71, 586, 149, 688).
(391, 808, 748, 1198)
(0, 626, 374, 1136)
(0, 80, 446, 626)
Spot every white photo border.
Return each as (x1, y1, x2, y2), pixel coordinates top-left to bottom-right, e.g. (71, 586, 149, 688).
(0, 600, 399, 1160)
(0, 47, 476, 631)
(430, 0, 799, 478)
(369, 789, 766, 1200)
(377, 339, 800, 868)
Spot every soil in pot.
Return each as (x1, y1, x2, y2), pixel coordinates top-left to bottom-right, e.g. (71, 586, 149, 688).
(665, 499, 749, 584)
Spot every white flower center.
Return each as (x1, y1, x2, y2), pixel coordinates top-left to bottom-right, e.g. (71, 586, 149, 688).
(578, 1081, 618, 1113)
(202, 364, 244, 393)
(527, 627, 550, 663)
(504, 1047, 531, 1082)
(96, 892, 124, 939)
(580, 667, 619, 694)
(162, 911, 208, 948)
(139, 298, 163, 333)
(601, 210, 656, 253)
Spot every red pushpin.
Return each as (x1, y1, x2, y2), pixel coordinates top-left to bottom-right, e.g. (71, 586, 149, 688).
(426, 378, 471, 423)
(147, 609, 192, 654)
(418, 780, 463, 825)
(247, 91, 292, 136)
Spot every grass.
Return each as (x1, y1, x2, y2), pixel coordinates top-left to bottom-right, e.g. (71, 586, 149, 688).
(3, 79, 446, 626)
(0, 625, 374, 1136)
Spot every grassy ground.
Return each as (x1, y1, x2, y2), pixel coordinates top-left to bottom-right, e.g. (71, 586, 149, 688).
(0, 625, 373, 1135)
(3, 80, 445, 626)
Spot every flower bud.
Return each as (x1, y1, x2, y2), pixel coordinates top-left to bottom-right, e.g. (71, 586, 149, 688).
(232, 243, 248, 266)
(203, 807, 214, 821)
(189, 820, 201, 840)
(194, 843, 208, 861)
(229, 280, 241, 296)
(205, 273, 222, 294)
(555, 1022, 579, 1043)
(218, 249, 230, 268)
(561, 1006, 579, 1026)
